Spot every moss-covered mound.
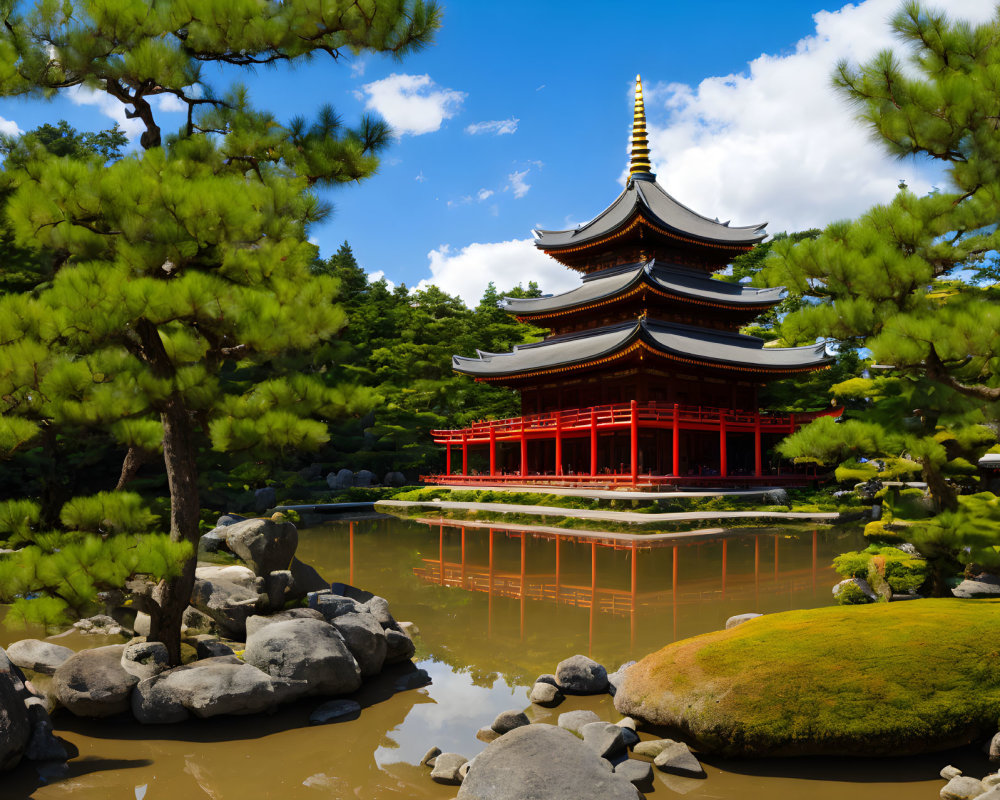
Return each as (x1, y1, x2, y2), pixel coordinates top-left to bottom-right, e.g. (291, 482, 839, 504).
(614, 599, 1000, 757)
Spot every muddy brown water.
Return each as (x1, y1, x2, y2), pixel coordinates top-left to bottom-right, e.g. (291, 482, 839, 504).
(0, 517, 991, 799)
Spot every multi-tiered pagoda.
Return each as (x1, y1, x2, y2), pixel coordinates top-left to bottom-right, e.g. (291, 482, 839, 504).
(429, 77, 839, 487)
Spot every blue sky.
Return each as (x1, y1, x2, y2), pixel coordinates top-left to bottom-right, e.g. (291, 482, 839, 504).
(0, 0, 992, 303)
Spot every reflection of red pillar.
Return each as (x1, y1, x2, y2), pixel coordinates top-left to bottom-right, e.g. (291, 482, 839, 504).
(812, 529, 818, 589)
(754, 534, 760, 603)
(555, 537, 561, 604)
(773, 534, 779, 581)
(671, 545, 678, 642)
(555, 413, 563, 476)
(520, 418, 528, 478)
(520, 534, 526, 639)
(488, 529, 494, 638)
(630, 541, 637, 648)
(630, 399, 639, 484)
(489, 426, 496, 477)
(754, 411, 763, 477)
(461, 431, 468, 476)
(719, 413, 728, 478)
(460, 526, 467, 589)
(721, 539, 727, 599)
(439, 524, 445, 586)
(589, 541, 597, 656)
(349, 521, 355, 585)
(590, 409, 598, 476)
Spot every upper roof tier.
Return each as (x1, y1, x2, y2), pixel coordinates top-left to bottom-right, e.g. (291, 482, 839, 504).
(534, 76, 767, 271)
(501, 260, 783, 319)
(453, 318, 830, 382)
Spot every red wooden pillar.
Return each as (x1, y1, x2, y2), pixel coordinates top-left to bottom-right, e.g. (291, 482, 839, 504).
(520, 418, 528, 478)
(719, 412, 728, 478)
(489, 425, 496, 477)
(754, 411, 763, 477)
(461, 431, 468, 476)
(445, 442, 451, 475)
(589, 408, 598, 477)
(555, 412, 563, 476)
(629, 399, 638, 485)
(672, 403, 680, 476)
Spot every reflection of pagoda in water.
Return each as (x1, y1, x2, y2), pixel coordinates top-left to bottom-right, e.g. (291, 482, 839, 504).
(430, 77, 840, 487)
(407, 522, 828, 648)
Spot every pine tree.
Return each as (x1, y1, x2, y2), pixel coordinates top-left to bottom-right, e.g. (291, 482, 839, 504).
(759, 2, 1000, 511)
(0, 0, 439, 662)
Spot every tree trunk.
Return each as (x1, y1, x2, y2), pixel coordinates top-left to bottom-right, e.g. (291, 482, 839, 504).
(922, 458, 958, 513)
(115, 445, 150, 491)
(153, 395, 201, 665)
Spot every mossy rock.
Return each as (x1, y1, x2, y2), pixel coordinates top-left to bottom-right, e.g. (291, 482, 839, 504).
(614, 599, 1000, 757)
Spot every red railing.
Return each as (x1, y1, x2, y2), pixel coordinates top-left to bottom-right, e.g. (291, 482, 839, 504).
(431, 401, 840, 445)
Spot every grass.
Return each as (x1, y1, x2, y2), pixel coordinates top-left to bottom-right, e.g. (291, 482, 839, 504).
(615, 599, 1000, 756)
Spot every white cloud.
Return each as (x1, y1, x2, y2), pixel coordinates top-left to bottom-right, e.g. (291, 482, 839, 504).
(418, 239, 579, 305)
(415, 171, 427, 182)
(153, 93, 186, 113)
(368, 269, 396, 290)
(67, 85, 145, 139)
(350, 59, 366, 78)
(446, 195, 473, 208)
(358, 73, 465, 136)
(507, 169, 530, 198)
(0, 116, 21, 137)
(637, 0, 996, 234)
(477, 188, 494, 201)
(465, 117, 519, 136)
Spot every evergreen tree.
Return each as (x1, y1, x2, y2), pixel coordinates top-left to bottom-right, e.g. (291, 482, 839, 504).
(0, 0, 439, 662)
(759, 2, 1000, 511)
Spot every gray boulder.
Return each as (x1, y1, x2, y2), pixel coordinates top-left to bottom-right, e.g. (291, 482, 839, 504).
(529, 681, 563, 707)
(653, 741, 705, 777)
(308, 591, 366, 620)
(384, 471, 406, 487)
(199, 526, 228, 554)
(725, 613, 762, 629)
(556, 654, 608, 694)
(253, 486, 277, 513)
(614, 759, 654, 791)
(0, 649, 30, 770)
(309, 698, 361, 725)
(607, 661, 635, 697)
(534, 673, 558, 687)
(455, 724, 640, 800)
(990, 731, 1000, 762)
(23, 696, 67, 762)
(217, 514, 247, 527)
(941, 776, 986, 800)
(558, 709, 602, 736)
(190, 575, 263, 639)
(265, 570, 293, 610)
(195, 564, 260, 590)
(224, 517, 298, 577)
(326, 469, 354, 489)
(384, 628, 416, 665)
(491, 710, 530, 735)
(355, 469, 375, 487)
(953, 577, 1000, 599)
(633, 739, 675, 758)
(6, 640, 74, 676)
(193, 637, 235, 660)
(133, 612, 152, 637)
(131, 656, 299, 724)
(581, 721, 627, 760)
(120, 640, 169, 680)
(245, 608, 326, 638)
(363, 596, 395, 628)
(243, 618, 361, 696)
(52, 645, 139, 718)
(476, 726, 500, 743)
(431, 752, 468, 786)
(181, 605, 217, 635)
(764, 488, 789, 505)
(289, 558, 331, 597)
(330, 612, 387, 677)
(73, 614, 125, 636)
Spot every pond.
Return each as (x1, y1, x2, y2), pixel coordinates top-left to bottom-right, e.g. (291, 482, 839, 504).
(1, 516, 990, 799)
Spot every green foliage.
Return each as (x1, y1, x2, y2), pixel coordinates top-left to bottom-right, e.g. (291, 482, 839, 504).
(59, 491, 158, 534)
(835, 581, 871, 605)
(757, 5, 1000, 509)
(0, 498, 41, 544)
(833, 545, 928, 594)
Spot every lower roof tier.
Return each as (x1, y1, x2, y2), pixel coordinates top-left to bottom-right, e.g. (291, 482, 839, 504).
(453, 318, 830, 382)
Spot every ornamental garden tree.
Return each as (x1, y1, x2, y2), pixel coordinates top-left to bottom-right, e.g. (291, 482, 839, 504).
(0, 0, 439, 663)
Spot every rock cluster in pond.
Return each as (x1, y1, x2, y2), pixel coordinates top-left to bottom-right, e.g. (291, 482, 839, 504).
(422, 654, 707, 797)
(0, 646, 68, 771)
(936, 761, 1000, 800)
(4, 514, 419, 738)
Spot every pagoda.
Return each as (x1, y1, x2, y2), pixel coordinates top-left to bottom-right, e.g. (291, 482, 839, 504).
(429, 76, 839, 487)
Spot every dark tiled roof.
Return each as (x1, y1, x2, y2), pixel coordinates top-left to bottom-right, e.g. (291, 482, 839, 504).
(534, 176, 766, 250)
(501, 260, 782, 316)
(453, 318, 829, 378)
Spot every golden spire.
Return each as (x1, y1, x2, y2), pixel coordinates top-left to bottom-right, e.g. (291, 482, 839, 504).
(629, 74, 654, 179)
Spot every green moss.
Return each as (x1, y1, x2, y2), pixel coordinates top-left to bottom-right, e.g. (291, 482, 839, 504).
(618, 599, 1000, 756)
